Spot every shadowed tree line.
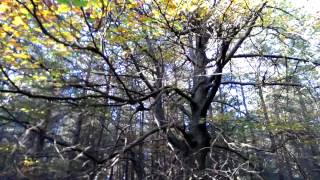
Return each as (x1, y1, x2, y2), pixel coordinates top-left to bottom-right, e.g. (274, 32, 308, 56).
(0, 0, 320, 179)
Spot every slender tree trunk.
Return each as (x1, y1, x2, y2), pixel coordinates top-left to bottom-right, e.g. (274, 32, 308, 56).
(138, 111, 144, 178)
(272, 93, 295, 180)
(257, 85, 286, 180)
(109, 166, 114, 180)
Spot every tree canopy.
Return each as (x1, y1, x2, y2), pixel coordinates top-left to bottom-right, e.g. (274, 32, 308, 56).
(0, 0, 319, 179)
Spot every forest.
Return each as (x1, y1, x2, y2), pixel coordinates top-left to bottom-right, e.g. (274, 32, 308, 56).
(0, 0, 319, 179)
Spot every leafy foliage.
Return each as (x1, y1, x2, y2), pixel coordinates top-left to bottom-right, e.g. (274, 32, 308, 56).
(0, 0, 319, 179)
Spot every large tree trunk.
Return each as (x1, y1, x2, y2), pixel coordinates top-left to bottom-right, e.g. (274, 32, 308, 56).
(149, 3, 266, 176)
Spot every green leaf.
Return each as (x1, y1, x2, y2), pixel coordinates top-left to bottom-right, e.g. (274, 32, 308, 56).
(57, 0, 69, 4)
(72, 0, 88, 7)
(57, 0, 88, 7)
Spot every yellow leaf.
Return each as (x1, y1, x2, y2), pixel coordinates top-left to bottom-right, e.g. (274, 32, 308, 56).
(13, 53, 30, 59)
(117, 27, 128, 33)
(0, 32, 6, 38)
(20, 108, 30, 113)
(57, 4, 71, 13)
(2, 24, 14, 32)
(128, 2, 140, 9)
(13, 30, 22, 37)
(31, 63, 40, 68)
(62, 32, 74, 41)
(20, 8, 29, 15)
(3, 55, 14, 62)
(0, 4, 9, 13)
(8, 39, 20, 47)
(12, 16, 25, 26)
(35, 75, 47, 81)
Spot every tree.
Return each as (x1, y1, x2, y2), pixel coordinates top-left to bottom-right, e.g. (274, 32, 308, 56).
(0, 0, 319, 179)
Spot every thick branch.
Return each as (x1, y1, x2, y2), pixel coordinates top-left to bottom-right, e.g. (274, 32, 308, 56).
(225, 2, 267, 62)
(221, 81, 312, 87)
(232, 54, 320, 66)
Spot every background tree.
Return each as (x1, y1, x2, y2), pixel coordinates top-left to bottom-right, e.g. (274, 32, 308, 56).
(0, 0, 319, 179)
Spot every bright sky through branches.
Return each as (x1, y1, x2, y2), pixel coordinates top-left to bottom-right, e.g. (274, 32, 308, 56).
(291, 0, 320, 13)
